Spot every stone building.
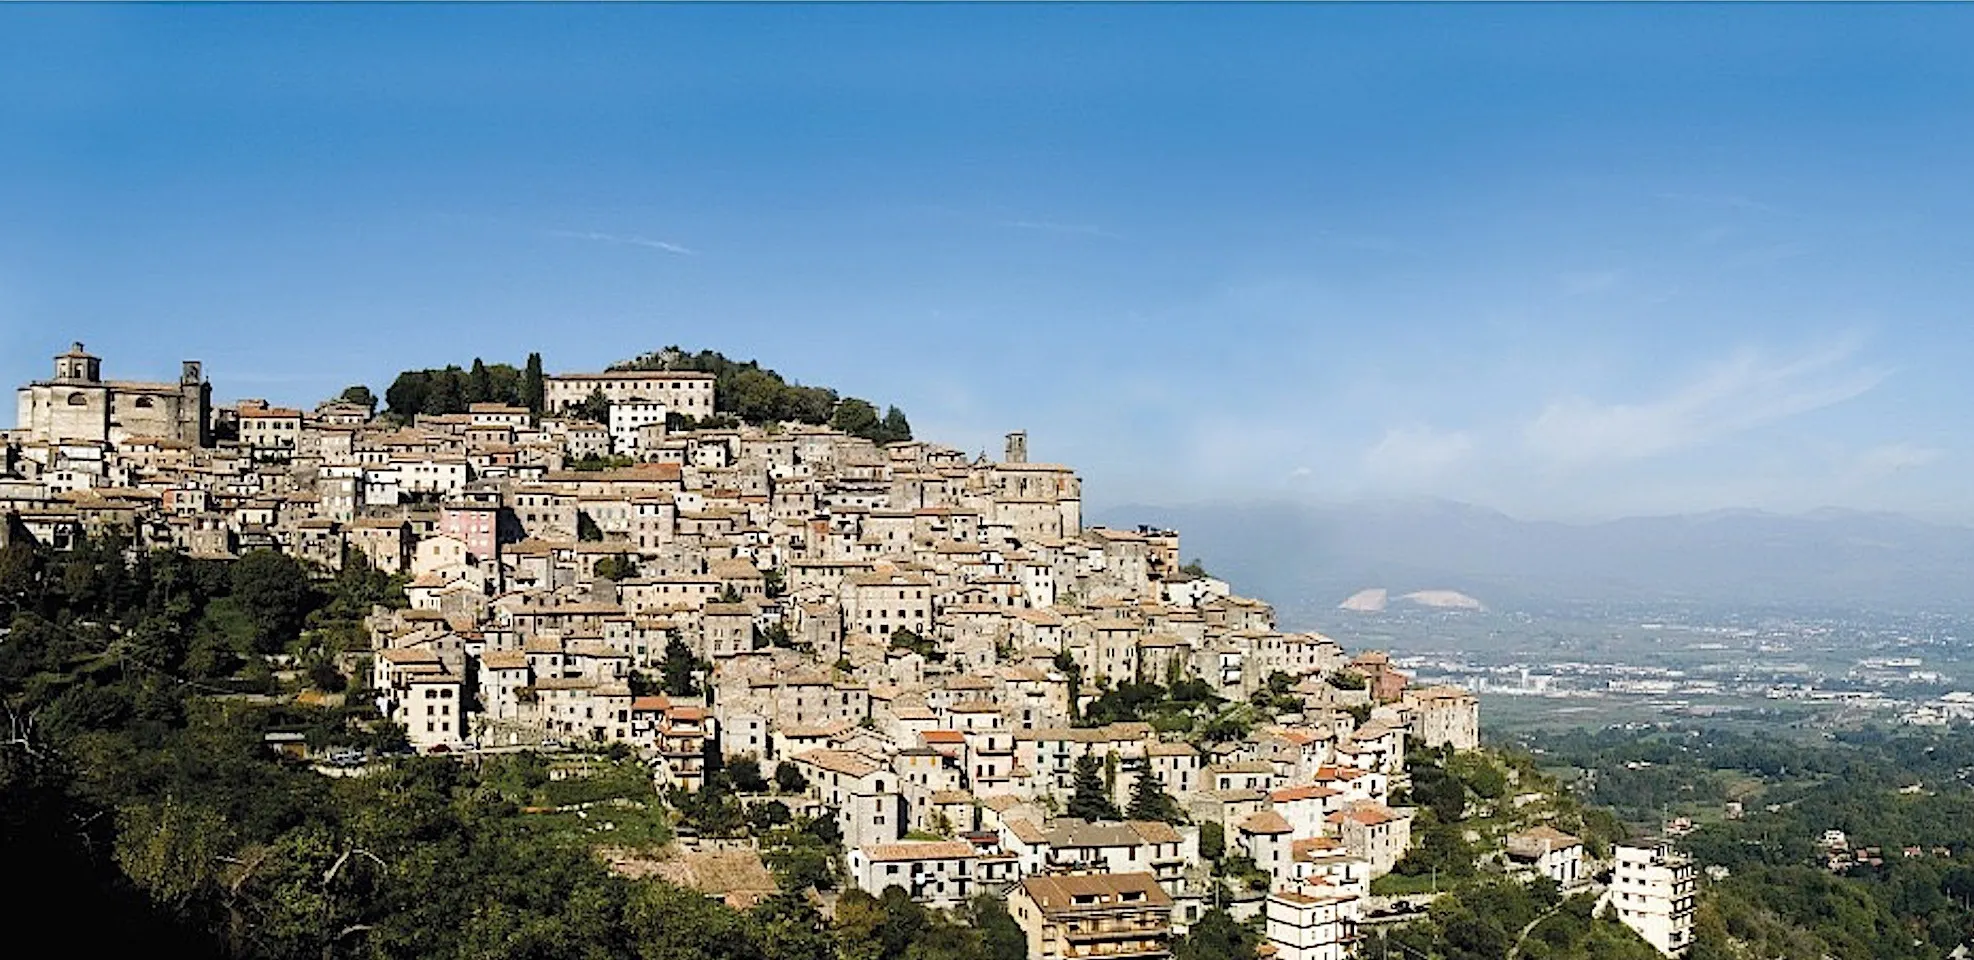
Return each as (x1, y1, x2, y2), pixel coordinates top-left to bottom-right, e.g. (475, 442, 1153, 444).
(16, 343, 210, 447)
(543, 369, 715, 418)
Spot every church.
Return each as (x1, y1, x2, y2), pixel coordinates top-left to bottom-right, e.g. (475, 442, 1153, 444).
(15, 342, 211, 447)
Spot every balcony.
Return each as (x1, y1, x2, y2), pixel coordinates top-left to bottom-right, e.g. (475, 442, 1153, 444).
(1062, 922, 1171, 942)
(1060, 941, 1169, 960)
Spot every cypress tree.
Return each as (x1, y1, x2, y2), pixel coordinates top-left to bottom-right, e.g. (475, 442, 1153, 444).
(522, 352, 545, 415)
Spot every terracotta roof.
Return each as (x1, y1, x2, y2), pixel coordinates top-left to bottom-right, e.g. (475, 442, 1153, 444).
(1240, 810, 1294, 835)
(1017, 873, 1171, 913)
(1328, 803, 1403, 827)
(793, 749, 880, 778)
(480, 651, 529, 670)
(1270, 784, 1341, 803)
(862, 841, 975, 862)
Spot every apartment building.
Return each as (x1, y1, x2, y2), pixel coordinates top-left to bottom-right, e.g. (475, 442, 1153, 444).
(1611, 842, 1697, 957)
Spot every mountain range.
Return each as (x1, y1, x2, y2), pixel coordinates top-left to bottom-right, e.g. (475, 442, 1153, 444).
(1093, 499, 1974, 618)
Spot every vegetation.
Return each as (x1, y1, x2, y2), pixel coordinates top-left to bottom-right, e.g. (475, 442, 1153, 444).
(384, 356, 535, 419)
(1527, 723, 1974, 958)
(27, 537, 1974, 959)
(887, 627, 941, 662)
(570, 453, 639, 472)
(1170, 908, 1257, 960)
(0, 526, 1009, 959)
(609, 346, 911, 443)
(594, 555, 639, 581)
(658, 633, 708, 698)
(1077, 677, 1223, 731)
(1067, 754, 1121, 821)
(1365, 882, 1661, 960)
(336, 384, 377, 412)
(1126, 766, 1185, 824)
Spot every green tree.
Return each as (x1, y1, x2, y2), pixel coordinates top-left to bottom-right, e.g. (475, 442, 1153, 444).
(113, 795, 235, 915)
(522, 351, 545, 414)
(728, 756, 769, 793)
(831, 398, 882, 440)
(1200, 821, 1225, 861)
(1127, 766, 1183, 823)
(1172, 908, 1258, 960)
(467, 357, 492, 403)
(337, 384, 376, 412)
(878, 405, 911, 443)
(595, 554, 638, 580)
(384, 371, 430, 419)
(775, 761, 808, 794)
(573, 387, 610, 424)
(1068, 754, 1121, 821)
(431, 366, 465, 414)
(228, 549, 316, 654)
(661, 633, 703, 697)
(970, 896, 1028, 960)
(577, 511, 604, 541)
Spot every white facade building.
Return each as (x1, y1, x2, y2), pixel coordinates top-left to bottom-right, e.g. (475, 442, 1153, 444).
(1611, 842, 1696, 957)
(609, 400, 669, 454)
(1265, 885, 1359, 960)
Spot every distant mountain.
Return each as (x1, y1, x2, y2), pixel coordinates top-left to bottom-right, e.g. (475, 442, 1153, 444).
(1095, 499, 1974, 617)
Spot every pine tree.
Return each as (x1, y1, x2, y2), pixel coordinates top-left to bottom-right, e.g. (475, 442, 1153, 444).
(1127, 766, 1180, 823)
(1068, 754, 1121, 821)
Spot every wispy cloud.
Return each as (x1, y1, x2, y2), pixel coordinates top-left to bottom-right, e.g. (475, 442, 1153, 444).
(1000, 220, 1123, 240)
(1523, 341, 1887, 465)
(1363, 425, 1475, 483)
(549, 229, 695, 255)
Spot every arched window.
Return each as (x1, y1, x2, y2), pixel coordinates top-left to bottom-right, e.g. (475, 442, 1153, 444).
(133, 396, 155, 408)
(65, 392, 89, 406)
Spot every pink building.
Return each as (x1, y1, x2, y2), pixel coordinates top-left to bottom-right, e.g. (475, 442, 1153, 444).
(439, 502, 499, 561)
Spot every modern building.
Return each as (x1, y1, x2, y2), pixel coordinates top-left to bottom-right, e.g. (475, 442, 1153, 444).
(1611, 842, 1697, 957)
(1265, 884, 1359, 960)
(1009, 872, 1174, 960)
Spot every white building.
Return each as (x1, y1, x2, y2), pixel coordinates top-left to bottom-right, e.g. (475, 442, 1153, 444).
(847, 840, 977, 909)
(609, 400, 669, 454)
(1506, 826, 1585, 887)
(1265, 884, 1359, 960)
(1611, 842, 1696, 957)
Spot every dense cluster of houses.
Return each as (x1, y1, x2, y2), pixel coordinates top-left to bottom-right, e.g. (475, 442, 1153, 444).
(6, 342, 1500, 958)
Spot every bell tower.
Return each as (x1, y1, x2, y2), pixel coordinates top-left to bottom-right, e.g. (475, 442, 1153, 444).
(54, 342, 101, 383)
(1004, 430, 1028, 464)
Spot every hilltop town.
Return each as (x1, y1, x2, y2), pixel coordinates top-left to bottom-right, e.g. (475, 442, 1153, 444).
(2, 343, 1693, 958)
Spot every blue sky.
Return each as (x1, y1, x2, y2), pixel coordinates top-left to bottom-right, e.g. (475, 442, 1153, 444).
(5, 5, 1974, 521)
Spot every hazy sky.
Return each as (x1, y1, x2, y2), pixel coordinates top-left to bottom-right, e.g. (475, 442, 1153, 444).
(5, 5, 1973, 521)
